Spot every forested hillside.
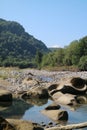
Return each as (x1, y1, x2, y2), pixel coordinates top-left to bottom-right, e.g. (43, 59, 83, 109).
(0, 18, 49, 68)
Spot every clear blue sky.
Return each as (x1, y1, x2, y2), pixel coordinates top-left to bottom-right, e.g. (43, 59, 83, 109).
(0, 0, 87, 47)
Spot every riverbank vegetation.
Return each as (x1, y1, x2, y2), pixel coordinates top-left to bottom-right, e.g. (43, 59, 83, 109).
(41, 36, 87, 71)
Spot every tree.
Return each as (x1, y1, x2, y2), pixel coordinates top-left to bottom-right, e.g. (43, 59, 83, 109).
(35, 50, 43, 68)
(78, 56, 87, 71)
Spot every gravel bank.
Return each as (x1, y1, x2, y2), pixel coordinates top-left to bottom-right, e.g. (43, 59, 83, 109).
(0, 69, 87, 93)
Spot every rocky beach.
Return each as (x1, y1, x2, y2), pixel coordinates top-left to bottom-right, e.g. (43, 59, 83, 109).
(0, 68, 87, 93)
(0, 68, 87, 130)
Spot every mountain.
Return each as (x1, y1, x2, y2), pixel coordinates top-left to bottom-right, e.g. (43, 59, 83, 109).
(0, 18, 49, 68)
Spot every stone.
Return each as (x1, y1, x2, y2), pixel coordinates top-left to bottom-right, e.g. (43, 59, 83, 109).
(0, 90, 12, 102)
(48, 77, 87, 106)
(45, 103, 61, 110)
(54, 93, 77, 106)
(21, 87, 49, 99)
(70, 77, 86, 89)
(41, 109, 68, 121)
(7, 119, 44, 130)
(76, 95, 87, 104)
(0, 116, 15, 130)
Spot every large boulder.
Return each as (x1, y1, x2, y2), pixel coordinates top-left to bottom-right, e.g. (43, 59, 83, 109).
(47, 77, 87, 106)
(0, 90, 12, 102)
(21, 87, 49, 100)
(48, 77, 87, 96)
(41, 109, 68, 122)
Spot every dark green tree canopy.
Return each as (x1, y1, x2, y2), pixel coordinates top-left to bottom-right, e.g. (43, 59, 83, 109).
(0, 18, 49, 68)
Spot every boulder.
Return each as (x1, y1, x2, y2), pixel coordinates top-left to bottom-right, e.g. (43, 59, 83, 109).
(48, 77, 87, 97)
(0, 116, 15, 130)
(53, 93, 77, 106)
(21, 87, 49, 99)
(0, 90, 12, 102)
(47, 77, 87, 107)
(41, 109, 68, 121)
(50, 91, 87, 106)
(76, 95, 87, 104)
(7, 119, 44, 130)
(59, 77, 87, 94)
(45, 103, 61, 110)
(70, 77, 86, 89)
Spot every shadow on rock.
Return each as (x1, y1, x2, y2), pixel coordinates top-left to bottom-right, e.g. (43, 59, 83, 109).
(0, 101, 12, 107)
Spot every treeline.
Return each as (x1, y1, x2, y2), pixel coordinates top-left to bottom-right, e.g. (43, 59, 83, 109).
(41, 36, 87, 71)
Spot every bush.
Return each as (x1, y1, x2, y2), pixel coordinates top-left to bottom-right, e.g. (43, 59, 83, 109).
(78, 56, 87, 71)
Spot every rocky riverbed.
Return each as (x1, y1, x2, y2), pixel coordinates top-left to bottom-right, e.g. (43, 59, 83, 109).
(0, 68, 87, 130)
(0, 68, 87, 93)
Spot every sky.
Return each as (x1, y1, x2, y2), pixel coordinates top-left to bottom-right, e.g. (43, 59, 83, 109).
(0, 0, 87, 48)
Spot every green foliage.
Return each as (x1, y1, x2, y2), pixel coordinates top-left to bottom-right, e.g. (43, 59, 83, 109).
(35, 50, 43, 68)
(42, 37, 87, 71)
(78, 56, 87, 71)
(0, 18, 49, 68)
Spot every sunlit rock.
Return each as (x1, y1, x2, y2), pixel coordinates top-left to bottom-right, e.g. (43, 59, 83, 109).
(7, 119, 44, 130)
(41, 109, 68, 122)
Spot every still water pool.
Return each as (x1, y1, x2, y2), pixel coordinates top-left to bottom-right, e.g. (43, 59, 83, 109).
(0, 98, 87, 127)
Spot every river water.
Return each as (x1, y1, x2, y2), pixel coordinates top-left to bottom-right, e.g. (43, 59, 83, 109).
(0, 97, 87, 129)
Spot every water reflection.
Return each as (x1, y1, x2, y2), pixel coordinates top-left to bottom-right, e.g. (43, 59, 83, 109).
(0, 98, 33, 119)
(0, 101, 12, 107)
(0, 95, 87, 125)
(22, 100, 53, 125)
(22, 97, 48, 106)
